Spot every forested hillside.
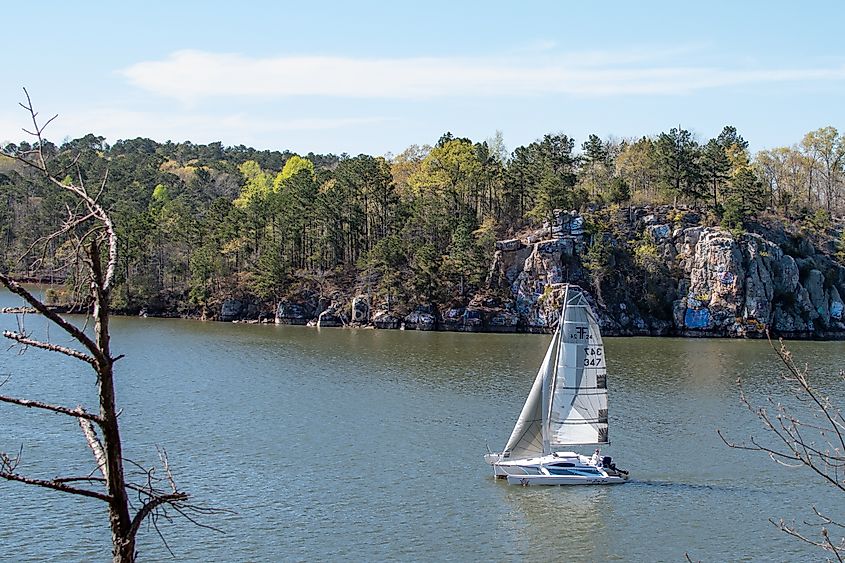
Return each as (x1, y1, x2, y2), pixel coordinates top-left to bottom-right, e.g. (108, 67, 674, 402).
(2, 126, 844, 324)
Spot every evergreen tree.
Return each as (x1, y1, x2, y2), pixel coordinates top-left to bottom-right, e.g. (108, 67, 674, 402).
(655, 128, 705, 205)
(581, 134, 608, 166)
(701, 139, 731, 208)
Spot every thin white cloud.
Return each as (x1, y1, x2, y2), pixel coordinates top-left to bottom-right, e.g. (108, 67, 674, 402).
(121, 49, 845, 102)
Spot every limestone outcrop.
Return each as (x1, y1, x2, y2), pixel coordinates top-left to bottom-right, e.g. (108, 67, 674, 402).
(486, 208, 845, 338)
(220, 298, 260, 322)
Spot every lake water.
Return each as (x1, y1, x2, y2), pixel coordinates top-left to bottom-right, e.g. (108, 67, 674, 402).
(1, 289, 843, 561)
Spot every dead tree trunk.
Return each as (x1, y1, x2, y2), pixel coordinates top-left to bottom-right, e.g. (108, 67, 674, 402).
(0, 89, 213, 563)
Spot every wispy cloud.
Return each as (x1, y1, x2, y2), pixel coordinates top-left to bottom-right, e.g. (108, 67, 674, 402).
(121, 49, 845, 102)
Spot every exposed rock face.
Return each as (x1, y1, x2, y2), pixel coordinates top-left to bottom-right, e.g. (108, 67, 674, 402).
(664, 228, 845, 337)
(489, 230, 587, 331)
(404, 307, 437, 331)
(372, 309, 402, 329)
(276, 301, 311, 325)
(440, 307, 484, 332)
(350, 295, 369, 325)
(486, 208, 845, 338)
(220, 299, 259, 322)
(487, 310, 520, 332)
(317, 304, 345, 328)
(220, 299, 243, 322)
(674, 231, 783, 335)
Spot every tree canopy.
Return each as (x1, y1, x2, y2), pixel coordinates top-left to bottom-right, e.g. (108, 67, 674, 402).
(2, 123, 843, 316)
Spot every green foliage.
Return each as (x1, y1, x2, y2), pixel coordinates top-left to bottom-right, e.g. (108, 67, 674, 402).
(151, 184, 170, 203)
(366, 234, 406, 294)
(581, 134, 608, 166)
(507, 134, 578, 225)
(582, 207, 615, 236)
(655, 127, 705, 204)
(607, 177, 630, 204)
(409, 242, 441, 301)
(807, 208, 832, 231)
(727, 167, 767, 221)
(441, 217, 494, 296)
(713, 160, 767, 234)
(583, 236, 613, 277)
(633, 239, 661, 272)
(274, 155, 314, 191)
(717, 125, 749, 152)
(188, 245, 219, 307)
(233, 160, 272, 208)
(720, 197, 746, 234)
(409, 138, 481, 210)
(836, 230, 845, 264)
(701, 139, 730, 207)
(251, 250, 288, 302)
(616, 136, 659, 202)
(799, 127, 845, 213)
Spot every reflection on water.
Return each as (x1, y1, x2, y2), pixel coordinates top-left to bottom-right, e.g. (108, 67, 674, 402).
(0, 289, 842, 561)
(501, 484, 609, 560)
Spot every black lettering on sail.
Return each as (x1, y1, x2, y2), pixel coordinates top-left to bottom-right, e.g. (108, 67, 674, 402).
(598, 409, 608, 424)
(567, 325, 591, 341)
(596, 374, 607, 389)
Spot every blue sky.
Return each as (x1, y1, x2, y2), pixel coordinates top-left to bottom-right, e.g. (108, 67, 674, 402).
(2, 1, 844, 157)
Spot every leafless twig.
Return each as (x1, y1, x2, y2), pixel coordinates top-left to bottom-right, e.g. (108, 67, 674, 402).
(719, 332, 845, 559)
(0, 90, 220, 562)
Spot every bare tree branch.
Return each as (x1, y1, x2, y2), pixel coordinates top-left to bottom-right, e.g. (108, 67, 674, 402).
(720, 332, 845, 559)
(0, 471, 112, 503)
(0, 446, 111, 504)
(3, 330, 96, 365)
(0, 394, 102, 422)
(128, 492, 190, 540)
(79, 415, 108, 479)
(157, 447, 178, 493)
(0, 307, 38, 314)
(0, 274, 106, 366)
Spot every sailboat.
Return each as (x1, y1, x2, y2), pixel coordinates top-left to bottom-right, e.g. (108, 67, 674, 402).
(484, 284, 628, 485)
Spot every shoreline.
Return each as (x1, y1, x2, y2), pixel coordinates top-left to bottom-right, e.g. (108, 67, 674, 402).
(4, 282, 845, 341)
(4, 304, 844, 340)
(125, 308, 845, 341)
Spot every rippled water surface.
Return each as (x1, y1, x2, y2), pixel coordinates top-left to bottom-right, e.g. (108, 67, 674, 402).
(1, 289, 843, 561)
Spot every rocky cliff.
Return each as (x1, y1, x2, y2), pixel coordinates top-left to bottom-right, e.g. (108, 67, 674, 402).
(217, 206, 845, 339)
(484, 207, 845, 338)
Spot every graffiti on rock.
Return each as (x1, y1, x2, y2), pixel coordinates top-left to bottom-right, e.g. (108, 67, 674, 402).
(684, 307, 710, 329)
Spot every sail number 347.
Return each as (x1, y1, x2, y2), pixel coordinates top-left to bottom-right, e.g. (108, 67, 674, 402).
(584, 346, 604, 367)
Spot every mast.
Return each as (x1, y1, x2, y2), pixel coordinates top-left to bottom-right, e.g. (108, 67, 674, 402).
(542, 284, 568, 455)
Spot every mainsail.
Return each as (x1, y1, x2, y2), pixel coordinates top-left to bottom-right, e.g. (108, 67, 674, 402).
(548, 287, 609, 446)
(501, 285, 609, 459)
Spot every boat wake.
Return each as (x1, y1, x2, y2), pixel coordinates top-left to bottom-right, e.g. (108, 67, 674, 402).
(626, 479, 760, 494)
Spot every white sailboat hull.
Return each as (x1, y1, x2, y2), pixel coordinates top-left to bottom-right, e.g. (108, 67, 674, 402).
(506, 473, 626, 486)
(486, 452, 628, 486)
